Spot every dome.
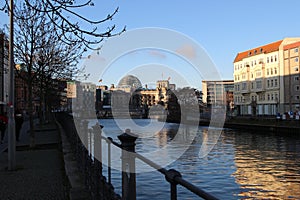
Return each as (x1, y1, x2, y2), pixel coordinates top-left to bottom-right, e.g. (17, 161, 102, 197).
(118, 75, 142, 88)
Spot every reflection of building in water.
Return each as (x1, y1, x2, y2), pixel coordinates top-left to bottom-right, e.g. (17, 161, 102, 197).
(232, 134, 300, 199)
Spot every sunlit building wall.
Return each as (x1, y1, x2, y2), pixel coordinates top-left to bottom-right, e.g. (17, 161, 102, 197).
(233, 38, 300, 116)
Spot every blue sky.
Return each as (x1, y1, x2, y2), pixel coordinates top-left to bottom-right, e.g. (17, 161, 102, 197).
(1, 1, 300, 89)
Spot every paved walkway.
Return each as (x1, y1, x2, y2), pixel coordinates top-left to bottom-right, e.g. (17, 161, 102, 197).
(0, 119, 69, 199)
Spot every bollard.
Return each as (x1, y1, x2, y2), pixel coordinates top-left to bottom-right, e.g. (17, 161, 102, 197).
(165, 169, 182, 200)
(92, 123, 103, 199)
(118, 129, 138, 200)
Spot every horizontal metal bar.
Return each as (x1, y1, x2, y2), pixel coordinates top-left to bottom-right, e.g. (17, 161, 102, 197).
(174, 176, 219, 200)
(99, 135, 219, 200)
(101, 136, 122, 148)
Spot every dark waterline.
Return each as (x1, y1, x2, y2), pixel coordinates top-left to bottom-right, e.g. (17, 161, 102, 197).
(88, 118, 300, 199)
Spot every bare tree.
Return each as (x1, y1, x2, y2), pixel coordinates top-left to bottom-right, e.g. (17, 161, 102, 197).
(1, 0, 125, 50)
(7, 0, 124, 147)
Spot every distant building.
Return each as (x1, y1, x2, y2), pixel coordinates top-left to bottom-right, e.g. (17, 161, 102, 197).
(233, 38, 300, 116)
(67, 81, 97, 116)
(202, 80, 234, 109)
(0, 32, 9, 113)
(96, 75, 176, 112)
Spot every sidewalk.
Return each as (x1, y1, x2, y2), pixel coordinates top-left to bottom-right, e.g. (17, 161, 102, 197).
(0, 119, 69, 199)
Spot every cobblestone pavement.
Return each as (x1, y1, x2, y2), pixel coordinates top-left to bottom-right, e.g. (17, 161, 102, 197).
(0, 120, 69, 200)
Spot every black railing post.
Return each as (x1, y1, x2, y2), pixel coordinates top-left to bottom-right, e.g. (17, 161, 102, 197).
(118, 129, 138, 200)
(165, 169, 182, 200)
(92, 123, 103, 199)
(107, 137, 113, 185)
(81, 120, 89, 187)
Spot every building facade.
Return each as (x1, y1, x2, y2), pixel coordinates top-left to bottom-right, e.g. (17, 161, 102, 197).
(233, 38, 300, 116)
(283, 41, 300, 112)
(202, 80, 234, 109)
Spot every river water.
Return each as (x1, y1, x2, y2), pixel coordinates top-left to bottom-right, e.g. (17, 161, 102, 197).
(87, 118, 300, 199)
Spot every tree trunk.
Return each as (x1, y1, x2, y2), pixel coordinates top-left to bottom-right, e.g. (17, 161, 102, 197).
(28, 79, 35, 148)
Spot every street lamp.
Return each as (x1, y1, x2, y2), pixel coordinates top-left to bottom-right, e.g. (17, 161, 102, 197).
(8, 0, 16, 170)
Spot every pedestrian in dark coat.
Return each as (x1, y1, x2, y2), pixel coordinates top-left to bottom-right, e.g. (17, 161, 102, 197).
(15, 110, 24, 141)
(0, 113, 8, 143)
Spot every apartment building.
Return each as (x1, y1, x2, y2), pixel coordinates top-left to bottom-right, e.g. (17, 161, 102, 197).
(233, 38, 300, 116)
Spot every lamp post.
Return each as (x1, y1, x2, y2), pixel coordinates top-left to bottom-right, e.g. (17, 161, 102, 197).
(8, 0, 16, 170)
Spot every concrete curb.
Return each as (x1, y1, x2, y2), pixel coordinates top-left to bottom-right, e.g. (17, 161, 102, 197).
(55, 120, 91, 200)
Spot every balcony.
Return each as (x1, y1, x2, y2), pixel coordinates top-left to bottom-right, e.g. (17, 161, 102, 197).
(241, 89, 250, 95)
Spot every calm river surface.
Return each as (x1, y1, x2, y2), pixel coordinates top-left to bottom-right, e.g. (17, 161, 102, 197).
(87, 118, 300, 199)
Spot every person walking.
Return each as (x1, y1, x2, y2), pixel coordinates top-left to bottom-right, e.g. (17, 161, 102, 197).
(0, 113, 8, 144)
(15, 110, 24, 141)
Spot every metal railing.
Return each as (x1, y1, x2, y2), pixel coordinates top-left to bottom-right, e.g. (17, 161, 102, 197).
(56, 113, 219, 200)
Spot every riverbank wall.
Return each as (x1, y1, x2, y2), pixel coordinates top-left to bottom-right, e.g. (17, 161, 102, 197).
(166, 116, 300, 136)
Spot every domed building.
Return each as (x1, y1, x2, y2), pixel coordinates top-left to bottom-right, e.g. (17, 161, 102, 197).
(118, 75, 142, 89)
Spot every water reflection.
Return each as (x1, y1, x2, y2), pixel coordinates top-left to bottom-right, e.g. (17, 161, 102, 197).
(91, 119, 300, 199)
(232, 132, 300, 199)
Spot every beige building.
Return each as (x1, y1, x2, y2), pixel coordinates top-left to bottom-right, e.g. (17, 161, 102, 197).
(233, 38, 300, 116)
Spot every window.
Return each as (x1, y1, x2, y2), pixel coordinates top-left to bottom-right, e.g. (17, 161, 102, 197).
(271, 94, 274, 100)
(271, 68, 273, 75)
(256, 81, 262, 89)
(251, 73, 254, 78)
(295, 48, 299, 53)
(271, 56, 273, 62)
(295, 96, 300, 100)
(242, 73, 246, 79)
(267, 80, 270, 88)
(295, 67, 299, 72)
(275, 79, 278, 87)
(295, 85, 300, 91)
(296, 57, 299, 62)
(256, 70, 261, 77)
(274, 68, 277, 74)
(275, 55, 277, 62)
(271, 80, 274, 87)
(295, 76, 299, 81)
(260, 48, 263, 53)
(242, 82, 247, 90)
(267, 57, 269, 63)
(267, 94, 270, 100)
(267, 69, 269, 75)
(251, 82, 254, 89)
(275, 94, 278, 100)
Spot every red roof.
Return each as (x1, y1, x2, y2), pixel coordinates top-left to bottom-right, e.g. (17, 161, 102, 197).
(234, 40, 283, 62)
(283, 41, 300, 50)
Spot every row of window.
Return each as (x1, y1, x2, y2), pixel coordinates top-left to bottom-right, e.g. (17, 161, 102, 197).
(235, 94, 300, 103)
(234, 78, 278, 91)
(235, 56, 299, 71)
(235, 92, 279, 103)
(234, 68, 278, 81)
(234, 55, 278, 70)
